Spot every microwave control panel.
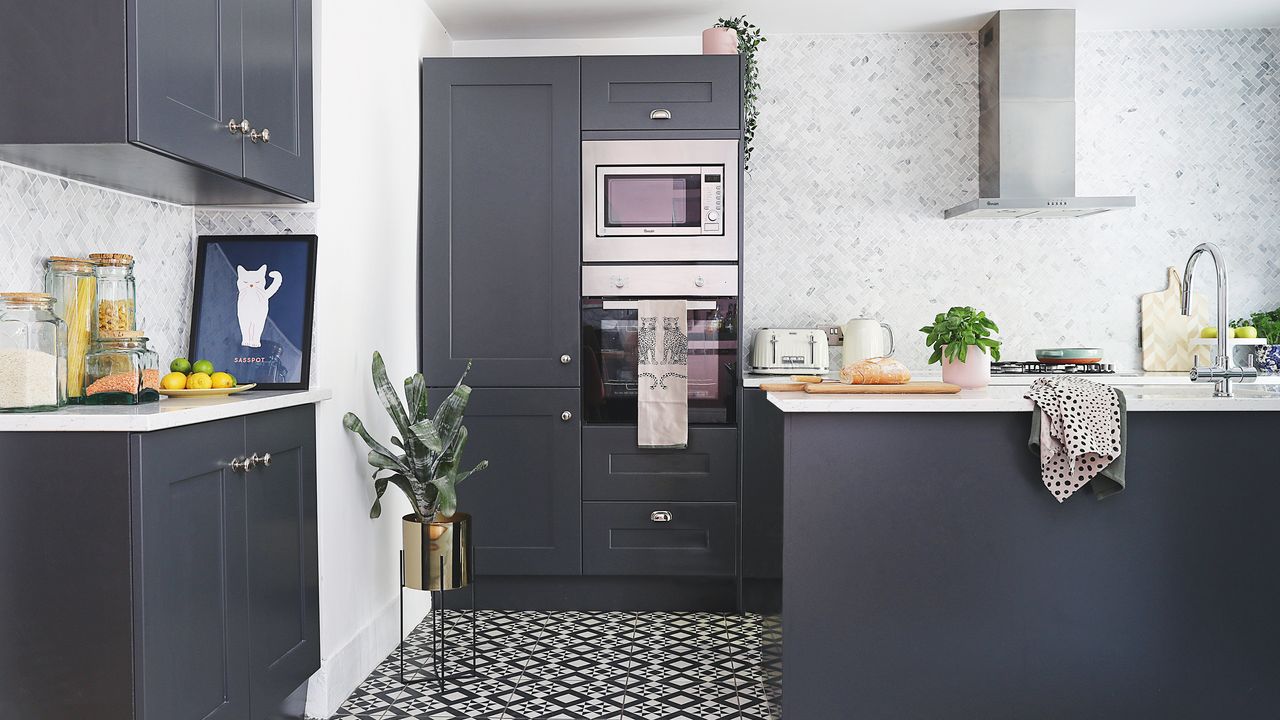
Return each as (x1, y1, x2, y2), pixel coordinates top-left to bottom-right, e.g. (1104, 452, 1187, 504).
(702, 167, 724, 235)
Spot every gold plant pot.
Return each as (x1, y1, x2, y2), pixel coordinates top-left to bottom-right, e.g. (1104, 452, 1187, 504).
(402, 512, 472, 591)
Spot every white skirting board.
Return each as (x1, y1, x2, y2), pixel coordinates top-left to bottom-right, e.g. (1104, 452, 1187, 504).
(304, 588, 430, 718)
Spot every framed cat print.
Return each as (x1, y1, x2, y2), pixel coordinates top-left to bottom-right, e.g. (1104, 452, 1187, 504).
(190, 235, 318, 390)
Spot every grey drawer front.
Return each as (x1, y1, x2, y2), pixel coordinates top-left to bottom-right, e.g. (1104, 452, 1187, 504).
(581, 56, 741, 131)
(583, 426, 738, 502)
(583, 502, 736, 576)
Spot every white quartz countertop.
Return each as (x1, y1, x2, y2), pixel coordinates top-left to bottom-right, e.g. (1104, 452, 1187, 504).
(0, 389, 332, 432)
(744, 370, 1219, 388)
(767, 383, 1280, 413)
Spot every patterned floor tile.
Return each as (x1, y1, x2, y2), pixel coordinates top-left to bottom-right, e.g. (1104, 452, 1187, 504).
(349, 609, 774, 720)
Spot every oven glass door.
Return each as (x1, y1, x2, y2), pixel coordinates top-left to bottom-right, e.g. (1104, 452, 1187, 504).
(601, 168, 704, 231)
(581, 298, 738, 425)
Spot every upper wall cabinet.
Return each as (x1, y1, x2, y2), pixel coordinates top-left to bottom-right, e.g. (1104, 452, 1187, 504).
(581, 55, 742, 131)
(0, 0, 313, 205)
(420, 57, 581, 388)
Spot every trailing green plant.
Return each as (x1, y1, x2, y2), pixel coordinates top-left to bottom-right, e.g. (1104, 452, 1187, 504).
(1232, 307, 1280, 344)
(343, 352, 488, 522)
(919, 306, 1002, 364)
(713, 15, 765, 169)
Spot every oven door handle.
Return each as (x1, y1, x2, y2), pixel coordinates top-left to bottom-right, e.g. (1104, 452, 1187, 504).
(600, 300, 718, 311)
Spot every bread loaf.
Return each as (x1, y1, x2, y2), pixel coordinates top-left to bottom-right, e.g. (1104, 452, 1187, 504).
(840, 356, 911, 385)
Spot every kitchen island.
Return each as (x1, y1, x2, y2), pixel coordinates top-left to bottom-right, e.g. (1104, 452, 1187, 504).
(767, 384, 1280, 719)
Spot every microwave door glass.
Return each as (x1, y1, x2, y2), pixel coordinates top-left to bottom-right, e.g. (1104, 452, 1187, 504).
(604, 174, 702, 229)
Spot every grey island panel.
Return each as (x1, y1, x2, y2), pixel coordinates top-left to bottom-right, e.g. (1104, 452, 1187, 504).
(780, 409, 1280, 720)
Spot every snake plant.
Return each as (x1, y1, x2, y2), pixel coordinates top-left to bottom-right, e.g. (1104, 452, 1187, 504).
(343, 352, 488, 522)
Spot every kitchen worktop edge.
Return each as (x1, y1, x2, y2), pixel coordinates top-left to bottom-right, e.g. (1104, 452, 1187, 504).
(0, 389, 333, 432)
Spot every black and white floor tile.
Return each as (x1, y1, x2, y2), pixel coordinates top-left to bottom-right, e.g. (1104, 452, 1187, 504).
(334, 610, 780, 720)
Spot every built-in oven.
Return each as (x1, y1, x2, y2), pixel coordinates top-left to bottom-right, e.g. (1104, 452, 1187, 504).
(581, 265, 738, 425)
(582, 139, 740, 262)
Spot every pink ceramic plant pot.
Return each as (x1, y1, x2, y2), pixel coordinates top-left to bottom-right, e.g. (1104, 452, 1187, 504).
(702, 27, 738, 55)
(940, 346, 991, 388)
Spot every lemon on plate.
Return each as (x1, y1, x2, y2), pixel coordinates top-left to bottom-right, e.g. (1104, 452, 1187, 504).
(161, 371, 188, 390)
(186, 372, 213, 390)
(210, 371, 236, 389)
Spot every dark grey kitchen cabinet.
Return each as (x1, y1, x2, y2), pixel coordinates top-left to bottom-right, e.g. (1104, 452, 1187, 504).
(240, 0, 316, 199)
(243, 407, 320, 720)
(581, 55, 742, 131)
(132, 0, 246, 179)
(442, 387, 583, 575)
(420, 57, 581, 388)
(583, 501, 737, 577)
(0, 404, 319, 720)
(0, 0, 313, 204)
(135, 418, 251, 720)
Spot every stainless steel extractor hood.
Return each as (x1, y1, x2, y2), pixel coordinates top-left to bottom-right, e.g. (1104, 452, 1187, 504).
(944, 9, 1136, 219)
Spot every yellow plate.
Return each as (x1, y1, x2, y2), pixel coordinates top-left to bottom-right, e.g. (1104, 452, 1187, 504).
(158, 383, 257, 398)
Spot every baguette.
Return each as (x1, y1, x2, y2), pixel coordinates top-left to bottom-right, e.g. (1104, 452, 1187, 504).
(840, 356, 911, 385)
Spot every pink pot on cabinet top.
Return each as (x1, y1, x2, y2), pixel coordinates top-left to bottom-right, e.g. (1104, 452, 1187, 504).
(702, 27, 738, 55)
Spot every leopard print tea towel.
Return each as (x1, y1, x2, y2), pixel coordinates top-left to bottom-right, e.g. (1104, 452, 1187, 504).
(637, 299, 688, 449)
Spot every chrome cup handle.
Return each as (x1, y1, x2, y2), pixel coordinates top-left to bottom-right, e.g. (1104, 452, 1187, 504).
(881, 323, 895, 357)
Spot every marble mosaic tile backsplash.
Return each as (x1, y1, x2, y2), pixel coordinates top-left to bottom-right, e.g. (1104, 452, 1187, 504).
(0, 161, 314, 363)
(0, 162, 195, 361)
(744, 29, 1280, 370)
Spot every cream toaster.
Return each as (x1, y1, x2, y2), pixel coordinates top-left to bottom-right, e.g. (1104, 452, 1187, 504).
(749, 328, 829, 374)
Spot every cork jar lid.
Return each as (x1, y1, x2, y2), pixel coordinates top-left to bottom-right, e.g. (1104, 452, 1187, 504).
(46, 256, 97, 272)
(89, 253, 135, 266)
(99, 330, 146, 339)
(0, 292, 55, 305)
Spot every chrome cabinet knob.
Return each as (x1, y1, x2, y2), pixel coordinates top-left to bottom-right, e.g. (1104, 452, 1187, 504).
(228, 119, 250, 135)
(612, 276, 626, 288)
(231, 456, 252, 473)
(560, 411, 573, 422)
(560, 354, 572, 365)
(694, 275, 706, 287)
(650, 510, 673, 523)
(249, 128, 270, 144)
(250, 452, 272, 468)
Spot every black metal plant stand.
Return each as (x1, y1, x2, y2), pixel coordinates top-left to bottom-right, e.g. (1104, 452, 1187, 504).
(398, 549, 477, 690)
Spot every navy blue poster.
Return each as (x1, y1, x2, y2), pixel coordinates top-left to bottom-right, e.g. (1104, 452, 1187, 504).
(190, 235, 317, 389)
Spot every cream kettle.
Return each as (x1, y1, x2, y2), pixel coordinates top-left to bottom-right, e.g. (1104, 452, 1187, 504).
(842, 318, 895, 365)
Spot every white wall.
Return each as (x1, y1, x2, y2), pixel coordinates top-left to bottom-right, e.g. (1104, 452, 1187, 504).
(306, 1, 450, 716)
(452, 35, 698, 56)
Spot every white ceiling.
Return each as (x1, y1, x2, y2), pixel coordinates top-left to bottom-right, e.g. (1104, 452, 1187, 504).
(426, 0, 1280, 41)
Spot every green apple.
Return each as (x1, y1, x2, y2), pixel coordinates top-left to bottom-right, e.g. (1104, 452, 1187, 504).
(1235, 326, 1259, 339)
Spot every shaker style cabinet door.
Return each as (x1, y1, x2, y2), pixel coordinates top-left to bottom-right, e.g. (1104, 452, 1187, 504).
(134, 417, 249, 720)
(130, 0, 246, 177)
(438, 387, 583, 575)
(243, 405, 320, 720)
(242, 0, 314, 199)
(421, 57, 581, 388)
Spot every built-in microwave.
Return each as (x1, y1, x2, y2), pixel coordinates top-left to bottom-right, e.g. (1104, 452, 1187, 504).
(582, 139, 740, 262)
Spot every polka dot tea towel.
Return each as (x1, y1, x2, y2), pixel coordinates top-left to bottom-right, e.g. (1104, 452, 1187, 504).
(1025, 377, 1126, 503)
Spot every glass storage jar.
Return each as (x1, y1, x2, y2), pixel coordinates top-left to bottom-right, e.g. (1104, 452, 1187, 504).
(89, 253, 136, 339)
(0, 292, 67, 412)
(43, 256, 97, 403)
(84, 331, 161, 405)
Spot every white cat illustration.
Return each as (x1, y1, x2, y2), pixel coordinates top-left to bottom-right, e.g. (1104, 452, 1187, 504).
(236, 264, 283, 348)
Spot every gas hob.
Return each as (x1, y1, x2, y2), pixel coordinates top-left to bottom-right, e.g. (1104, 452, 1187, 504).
(990, 361, 1116, 375)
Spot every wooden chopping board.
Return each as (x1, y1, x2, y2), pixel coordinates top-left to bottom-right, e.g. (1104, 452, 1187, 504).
(1141, 267, 1210, 371)
(804, 381, 962, 394)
